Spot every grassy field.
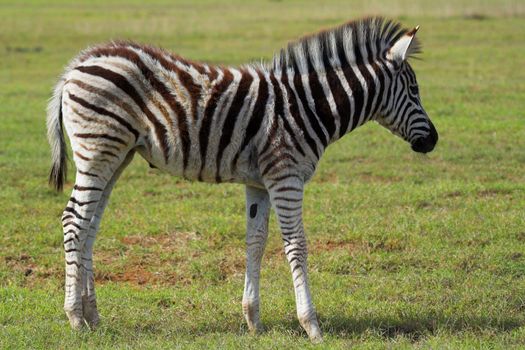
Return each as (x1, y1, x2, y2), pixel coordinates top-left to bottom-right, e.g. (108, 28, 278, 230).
(1, 0, 525, 348)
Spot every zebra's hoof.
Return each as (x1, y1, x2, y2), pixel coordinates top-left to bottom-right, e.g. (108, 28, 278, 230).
(84, 313, 100, 330)
(82, 296, 100, 329)
(243, 302, 264, 335)
(248, 322, 264, 335)
(300, 316, 323, 343)
(65, 311, 85, 330)
(309, 333, 323, 344)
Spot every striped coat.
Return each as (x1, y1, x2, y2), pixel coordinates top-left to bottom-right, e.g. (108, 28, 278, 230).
(47, 17, 437, 342)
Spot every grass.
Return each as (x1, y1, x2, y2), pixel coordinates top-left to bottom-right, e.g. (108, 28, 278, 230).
(1, 0, 525, 348)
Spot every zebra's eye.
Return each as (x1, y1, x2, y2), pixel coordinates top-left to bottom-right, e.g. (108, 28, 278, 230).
(409, 85, 419, 95)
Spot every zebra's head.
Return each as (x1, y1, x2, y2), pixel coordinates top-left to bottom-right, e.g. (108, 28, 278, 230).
(378, 26, 438, 154)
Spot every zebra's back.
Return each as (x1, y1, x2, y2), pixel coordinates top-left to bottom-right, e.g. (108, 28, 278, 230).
(60, 41, 270, 186)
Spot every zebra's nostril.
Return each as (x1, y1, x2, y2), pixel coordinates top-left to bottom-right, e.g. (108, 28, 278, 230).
(411, 138, 434, 153)
(411, 126, 437, 153)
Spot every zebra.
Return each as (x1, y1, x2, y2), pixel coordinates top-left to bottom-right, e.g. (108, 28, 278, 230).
(47, 17, 438, 342)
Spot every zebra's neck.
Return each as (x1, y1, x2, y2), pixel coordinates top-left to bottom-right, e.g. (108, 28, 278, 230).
(268, 60, 388, 153)
(265, 17, 406, 150)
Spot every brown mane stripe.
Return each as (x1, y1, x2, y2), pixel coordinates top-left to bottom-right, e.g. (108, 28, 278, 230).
(207, 66, 218, 82)
(215, 70, 253, 182)
(192, 63, 206, 75)
(75, 65, 170, 162)
(198, 68, 234, 181)
(272, 17, 417, 72)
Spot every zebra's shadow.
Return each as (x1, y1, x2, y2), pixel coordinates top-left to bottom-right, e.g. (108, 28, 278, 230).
(92, 307, 523, 341)
(261, 312, 524, 340)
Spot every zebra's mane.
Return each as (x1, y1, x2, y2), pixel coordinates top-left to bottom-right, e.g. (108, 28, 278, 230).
(267, 17, 421, 73)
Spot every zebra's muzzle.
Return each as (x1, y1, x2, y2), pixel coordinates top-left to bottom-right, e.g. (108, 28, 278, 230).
(411, 121, 438, 154)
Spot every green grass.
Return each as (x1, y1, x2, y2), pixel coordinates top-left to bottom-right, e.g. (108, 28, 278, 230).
(1, 0, 525, 348)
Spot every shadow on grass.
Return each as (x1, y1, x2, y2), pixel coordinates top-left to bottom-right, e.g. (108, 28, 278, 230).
(261, 312, 524, 340)
(106, 311, 524, 342)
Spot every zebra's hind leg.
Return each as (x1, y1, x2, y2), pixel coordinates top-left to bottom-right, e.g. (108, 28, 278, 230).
(267, 178, 322, 343)
(62, 172, 108, 329)
(80, 151, 135, 328)
(242, 185, 271, 334)
(62, 149, 133, 329)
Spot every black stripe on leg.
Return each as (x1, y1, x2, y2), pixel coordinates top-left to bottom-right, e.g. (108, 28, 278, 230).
(73, 185, 103, 191)
(64, 207, 89, 221)
(78, 170, 100, 178)
(69, 197, 98, 207)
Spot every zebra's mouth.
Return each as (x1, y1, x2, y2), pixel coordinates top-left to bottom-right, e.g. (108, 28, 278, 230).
(411, 121, 438, 154)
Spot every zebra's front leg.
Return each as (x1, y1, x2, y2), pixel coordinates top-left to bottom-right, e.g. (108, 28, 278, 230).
(268, 180, 322, 342)
(242, 185, 271, 334)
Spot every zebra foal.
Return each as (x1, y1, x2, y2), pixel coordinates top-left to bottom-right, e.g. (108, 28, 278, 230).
(47, 17, 437, 341)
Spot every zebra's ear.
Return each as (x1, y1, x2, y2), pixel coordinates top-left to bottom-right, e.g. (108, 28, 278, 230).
(387, 26, 420, 64)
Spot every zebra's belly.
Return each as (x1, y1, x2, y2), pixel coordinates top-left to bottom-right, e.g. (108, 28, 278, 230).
(137, 141, 264, 187)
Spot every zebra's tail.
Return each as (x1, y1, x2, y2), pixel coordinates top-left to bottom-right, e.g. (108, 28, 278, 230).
(47, 78, 68, 192)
